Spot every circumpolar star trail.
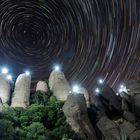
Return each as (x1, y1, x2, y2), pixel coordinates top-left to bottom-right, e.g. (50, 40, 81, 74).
(0, 0, 140, 91)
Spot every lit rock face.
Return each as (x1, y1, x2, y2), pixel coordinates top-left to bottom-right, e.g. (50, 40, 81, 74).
(0, 74, 10, 104)
(63, 94, 97, 140)
(49, 70, 70, 101)
(79, 87, 90, 107)
(11, 73, 31, 108)
(36, 81, 48, 93)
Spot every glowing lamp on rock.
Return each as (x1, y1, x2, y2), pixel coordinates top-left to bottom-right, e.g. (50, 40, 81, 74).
(95, 88, 100, 93)
(25, 71, 30, 76)
(6, 75, 12, 81)
(98, 79, 104, 84)
(54, 65, 60, 71)
(72, 85, 80, 93)
(1, 67, 8, 74)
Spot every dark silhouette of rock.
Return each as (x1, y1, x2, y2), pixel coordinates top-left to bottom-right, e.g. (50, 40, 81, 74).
(99, 85, 122, 111)
(63, 94, 97, 140)
(90, 95, 106, 117)
(125, 80, 140, 117)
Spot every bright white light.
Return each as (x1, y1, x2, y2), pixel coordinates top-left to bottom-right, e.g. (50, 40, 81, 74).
(69, 91, 72, 94)
(6, 75, 12, 80)
(118, 88, 123, 93)
(118, 86, 127, 93)
(25, 71, 30, 76)
(98, 79, 104, 84)
(72, 85, 80, 93)
(120, 84, 124, 88)
(54, 65, 60, 71)
(1, 67, 8, 74)
(95, 88, 100, 93)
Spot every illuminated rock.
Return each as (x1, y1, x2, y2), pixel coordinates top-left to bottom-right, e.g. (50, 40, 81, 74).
(0, 74, 10, 104)
(36, 81, 48, 92)
(48, 70, 70, 101)
(11, 73, 31, 108)
(63, 94, 97, 140)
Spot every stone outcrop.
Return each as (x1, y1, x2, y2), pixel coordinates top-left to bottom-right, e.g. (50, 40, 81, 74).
(97, 116, 121, 140)
(48, 70, 70, 101)
(90, 81, 140, 139)
(63, 94, 97, 140)
(36, 81, 48, 93)
(125, 80, 140, 117)
(79, 87, 90, 107)
(11, 73, 31, 108)
(99, 85, 122, 111)
(116, 119, 140, 139)
(0, 74, 10, 104)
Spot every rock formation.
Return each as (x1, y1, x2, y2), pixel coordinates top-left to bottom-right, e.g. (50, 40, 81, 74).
(0, 74, 10, 104)
(36, 81, 48, 92)
(125, 80, 140, 117)
(97, 116, 121, 140)
(11, 73, 31, 108)
(99, 85, 122, 111)
(79, 87, 90, 107)
(88, 81, 140, 139)
(63, 94, 97, 140)
(48, 70, 70, 101)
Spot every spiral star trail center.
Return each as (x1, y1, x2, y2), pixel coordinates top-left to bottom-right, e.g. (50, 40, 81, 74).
(0, 0, 140, 91)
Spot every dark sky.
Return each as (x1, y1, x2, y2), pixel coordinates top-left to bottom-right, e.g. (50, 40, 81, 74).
(0, 0, 140, 91)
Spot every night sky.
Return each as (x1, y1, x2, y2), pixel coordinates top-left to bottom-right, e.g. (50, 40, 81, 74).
(0, 0, 140, 91)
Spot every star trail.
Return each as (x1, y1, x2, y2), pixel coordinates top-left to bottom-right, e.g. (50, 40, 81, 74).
(0, 0, 140, 91)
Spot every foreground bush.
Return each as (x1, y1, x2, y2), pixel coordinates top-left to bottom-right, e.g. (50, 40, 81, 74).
(0, 89, 80, 140)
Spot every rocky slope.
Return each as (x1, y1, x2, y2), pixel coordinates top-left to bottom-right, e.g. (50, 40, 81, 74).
(0, 70, 140, 139)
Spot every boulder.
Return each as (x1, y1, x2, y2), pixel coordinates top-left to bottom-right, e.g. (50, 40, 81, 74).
(0, 74, 10, 104)
(125, 80, 140, 95)
(90, 95, 106, 116)
(121, 99, 130, 111)
(63, 94, 97, 140)
(36, 81, 48, 92)
(123, 111, 135, 122)
(11, 73, 31, 108)
(119, 120, 136, 137)
(99, 85, 121, 111)
(129, 130, 140, 139)
(116, 119, 140, 139)
(125, 80, 140, 117)
(132, 94, 140, 117)
(48, 70, 70, 101)
(97, 116, 121, 140)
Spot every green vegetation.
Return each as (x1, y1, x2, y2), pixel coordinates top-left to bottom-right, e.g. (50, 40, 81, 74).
(0, 86, 79, 140)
